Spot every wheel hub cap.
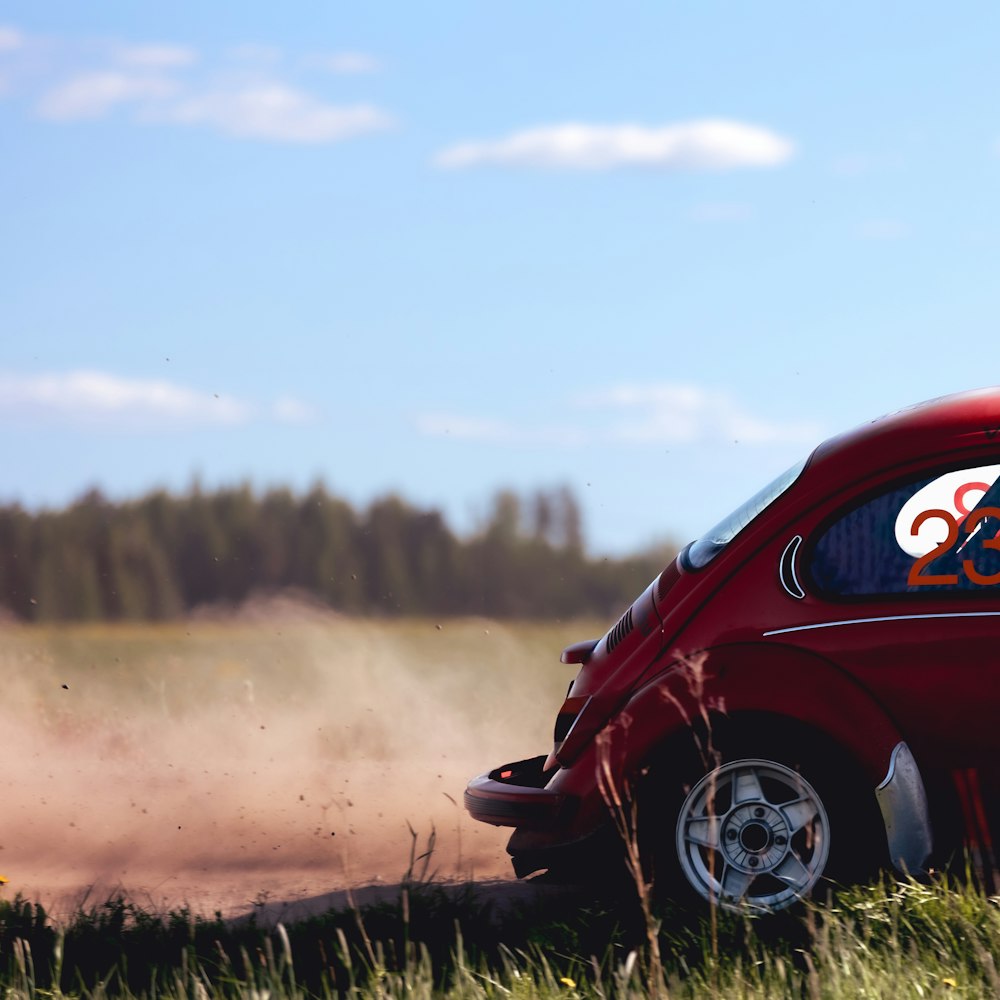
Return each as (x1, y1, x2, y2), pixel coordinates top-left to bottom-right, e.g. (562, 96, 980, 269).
(723, 804, 788, 872)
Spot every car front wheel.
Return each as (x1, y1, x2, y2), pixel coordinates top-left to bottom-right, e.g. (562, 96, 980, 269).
(674, 758, 831, 912)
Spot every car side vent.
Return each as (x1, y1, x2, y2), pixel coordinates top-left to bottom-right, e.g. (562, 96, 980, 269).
(605, 607, 634, 654)
(655, 561, 681, 604)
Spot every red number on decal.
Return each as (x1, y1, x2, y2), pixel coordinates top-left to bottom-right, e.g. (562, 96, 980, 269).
(963, 506, 1000, 586)
(908, 509, 960, 587)
(955, 482, 991, 519)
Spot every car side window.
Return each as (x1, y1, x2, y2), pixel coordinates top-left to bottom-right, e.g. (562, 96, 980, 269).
(809, 463, 1000, 597)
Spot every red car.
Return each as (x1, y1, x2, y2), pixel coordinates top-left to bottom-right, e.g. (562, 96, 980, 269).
(466, 388, 1000, 911)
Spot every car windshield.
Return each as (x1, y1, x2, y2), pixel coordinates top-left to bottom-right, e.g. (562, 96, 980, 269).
(684, 458, 807, 570)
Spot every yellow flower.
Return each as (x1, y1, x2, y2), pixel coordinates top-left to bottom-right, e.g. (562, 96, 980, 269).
(941, 977, 958, 989)
(559, 978, 576, 989)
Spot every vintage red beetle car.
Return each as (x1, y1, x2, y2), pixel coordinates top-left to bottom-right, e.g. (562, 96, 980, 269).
(466, 388, 1000, 911)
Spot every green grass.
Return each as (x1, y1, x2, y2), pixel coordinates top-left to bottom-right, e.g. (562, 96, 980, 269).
(0, 874, 998, 999)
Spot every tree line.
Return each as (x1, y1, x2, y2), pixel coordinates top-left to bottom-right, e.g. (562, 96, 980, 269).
(0, 483, 676, 622)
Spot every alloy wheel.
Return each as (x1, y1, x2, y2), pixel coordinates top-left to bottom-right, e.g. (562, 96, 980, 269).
(674, 758, 831, 912)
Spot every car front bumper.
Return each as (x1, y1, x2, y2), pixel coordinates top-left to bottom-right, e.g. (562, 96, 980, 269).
(464, 754, 578, 829)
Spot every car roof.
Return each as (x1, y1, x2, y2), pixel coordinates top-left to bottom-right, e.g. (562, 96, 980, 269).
(808, 387, 1000, 485)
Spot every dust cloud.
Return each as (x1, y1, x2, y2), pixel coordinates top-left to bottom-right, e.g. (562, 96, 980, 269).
(0, 606, 598, 918)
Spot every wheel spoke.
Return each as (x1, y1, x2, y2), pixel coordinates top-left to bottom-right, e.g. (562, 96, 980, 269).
(774, 851, 810, 892)
(721, 864, 755, 901)
(684, 816, 721, 849)
(732, 766, 765, 805)
(782, 796, 819, 834)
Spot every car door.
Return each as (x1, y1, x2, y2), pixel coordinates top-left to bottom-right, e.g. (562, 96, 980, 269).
(791, 455, 1000, 861)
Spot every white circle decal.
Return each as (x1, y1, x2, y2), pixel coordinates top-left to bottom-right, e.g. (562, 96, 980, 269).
(895, 465, 1000, 557)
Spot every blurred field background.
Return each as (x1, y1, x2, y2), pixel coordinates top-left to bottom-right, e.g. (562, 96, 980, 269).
(0, 611, 606, 917)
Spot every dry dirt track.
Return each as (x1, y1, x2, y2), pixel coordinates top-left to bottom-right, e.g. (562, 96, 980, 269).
(0, 614, 601, 922)
(3, 755, 518, 921)
(9, 871, 554, 927)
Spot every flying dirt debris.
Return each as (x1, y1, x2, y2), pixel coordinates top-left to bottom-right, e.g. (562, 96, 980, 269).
(0, 612, 594, 915)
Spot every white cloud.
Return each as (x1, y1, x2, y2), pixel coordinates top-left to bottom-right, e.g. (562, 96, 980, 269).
(158, 84, 391, 143)
(14, 29, 390, 145)
(0, 370, 317, 429)
(588, 383, 820, 445)
(0, 25, 23, 51)
(37, 71, 178, 119)
(309, 51, 380, 74)
(418, 384, 819, 449)
(115, 44, 198, 69)
(434, 119, 795, 171)
(35, 71, 391, 144)
(271, 396, 317, 423)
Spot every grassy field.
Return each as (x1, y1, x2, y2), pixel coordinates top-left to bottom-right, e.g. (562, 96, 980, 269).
(0, 612, 604, 732)
(1, 614, 994, 997)
(0, 868, 996, 998)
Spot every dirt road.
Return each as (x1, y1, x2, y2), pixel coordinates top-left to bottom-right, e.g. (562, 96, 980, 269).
(0, 615, 592, 920)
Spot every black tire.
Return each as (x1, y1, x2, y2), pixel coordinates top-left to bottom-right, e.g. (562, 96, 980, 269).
(636, 716, 884, 913)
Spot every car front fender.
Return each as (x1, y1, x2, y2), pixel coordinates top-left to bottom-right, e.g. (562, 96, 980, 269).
(545, 641, 932, 874)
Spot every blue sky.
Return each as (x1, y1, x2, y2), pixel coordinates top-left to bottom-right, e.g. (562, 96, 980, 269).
(2, 3, 999, 554)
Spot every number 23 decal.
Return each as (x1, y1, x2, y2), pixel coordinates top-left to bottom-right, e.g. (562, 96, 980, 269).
(908, 507, 1000, 586)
